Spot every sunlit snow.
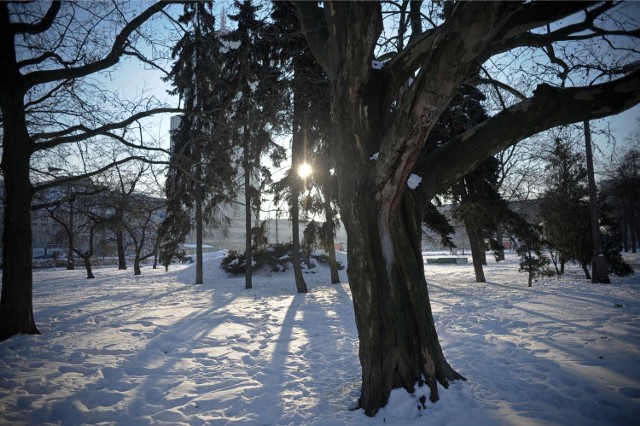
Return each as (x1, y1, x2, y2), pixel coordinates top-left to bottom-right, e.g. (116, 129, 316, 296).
(1, 251, 639, 425)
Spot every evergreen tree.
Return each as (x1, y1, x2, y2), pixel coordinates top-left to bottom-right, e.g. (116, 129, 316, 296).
(423, 84, 503, 282)
(269, 1, 338, 288)
(161, 1, 236, 282)
(611, 148, 640, 253)
(539, 138, 592, 278)
(599, 193, 635, 276)
(223, 0, 287, 289)
(516, 223, 554, 287)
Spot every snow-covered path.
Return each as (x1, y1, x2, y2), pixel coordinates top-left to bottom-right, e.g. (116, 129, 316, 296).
(1, 252, 639, 425)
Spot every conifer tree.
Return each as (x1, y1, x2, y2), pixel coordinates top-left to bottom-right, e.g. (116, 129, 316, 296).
(162, 1, 235, 283)
(270, 2, 338, 289)
(539, 138, 592, 278)
(424, 84, 501, 282)
(223, 0, 286, 289)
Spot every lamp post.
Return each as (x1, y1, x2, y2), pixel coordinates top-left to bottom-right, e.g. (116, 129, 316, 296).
(580, 62, 640, 283)
(583, 120, 610, 284)
(66, 188, 76, 271)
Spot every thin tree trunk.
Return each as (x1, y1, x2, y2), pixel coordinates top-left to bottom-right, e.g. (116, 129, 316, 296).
(582, 263, 592, 280)
(291, 189, 308, 293)
(243, 129, 253, 290)
(324, 195, 340, 284)
(82, 255, 95, 279)
(80, 230, 95, 279)
(116, 229, 127, 270)
(459, 179, 485, 282)
(195, 157, 204, 285)
(548, 247, 560, 275)
(621, 210, 628, 252)
(495, 224, 505, 261)
(527, 248, 534, 287)
(66, 195, 75, 270)
(290, 75, 308, 294)
(466, 223, 487, 283)
(133, 256, 142, 276)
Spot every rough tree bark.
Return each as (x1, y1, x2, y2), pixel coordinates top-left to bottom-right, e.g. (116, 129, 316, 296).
(294, 0, 640, 416)
(295, 1, 497, 414)
(0, 4, 39, 338)
(0, 94, 39, 338)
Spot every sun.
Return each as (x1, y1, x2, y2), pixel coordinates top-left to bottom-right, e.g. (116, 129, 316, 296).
(297, 162, 313, 179)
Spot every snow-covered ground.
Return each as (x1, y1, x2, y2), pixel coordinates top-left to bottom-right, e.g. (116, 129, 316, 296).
(1, 250, 639, 425)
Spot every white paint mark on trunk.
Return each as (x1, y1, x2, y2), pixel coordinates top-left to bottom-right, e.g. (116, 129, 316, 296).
(407, 174, 422, 189)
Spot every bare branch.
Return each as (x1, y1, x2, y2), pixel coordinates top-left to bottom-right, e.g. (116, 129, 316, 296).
(418, 69, 640, 198)
(11, 1, 61, 35)
(21, 2, 170, 91)
(32, 155, 169, 194)
(469, 76, 527, 101)
(32, 107, 182, 150)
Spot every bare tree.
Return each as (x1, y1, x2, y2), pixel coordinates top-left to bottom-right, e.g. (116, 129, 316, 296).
(293, 1, 640, 415)
(0, 1, 178, 340)
(122, 194, 164, 276)
(34, 178, 107, 279)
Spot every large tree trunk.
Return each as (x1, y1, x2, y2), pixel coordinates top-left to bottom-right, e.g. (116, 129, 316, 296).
(331, 70, 463, 416)
(293, 1, 540, 416)
(341, 186, 465, 415)
(0, 99, 39, 340)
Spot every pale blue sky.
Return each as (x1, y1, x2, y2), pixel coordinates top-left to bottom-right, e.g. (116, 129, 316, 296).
(102, 1, 639, 174)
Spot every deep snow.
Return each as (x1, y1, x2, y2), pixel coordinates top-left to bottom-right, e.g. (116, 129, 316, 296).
(1, 250, 639, 425)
